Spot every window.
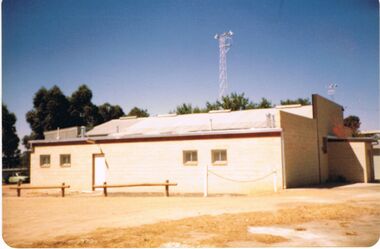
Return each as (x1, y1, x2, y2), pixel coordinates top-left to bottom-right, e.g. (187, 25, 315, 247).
(212, 150, 227, 165)
(183, 150, 198, 165)
(60, 154, 71, 167)
(40, 155, 50, 167)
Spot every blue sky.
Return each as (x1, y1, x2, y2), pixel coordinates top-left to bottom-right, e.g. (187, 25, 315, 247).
(3, 0, 379, 143)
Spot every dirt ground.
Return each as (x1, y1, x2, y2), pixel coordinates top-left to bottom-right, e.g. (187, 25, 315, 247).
(2, 183, 380, 247)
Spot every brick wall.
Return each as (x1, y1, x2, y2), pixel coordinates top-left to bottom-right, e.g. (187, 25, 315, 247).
(312, 94, 344, 183)
(373, 143, 380, 180)
(328, 141, 372, 183)
(31, 136, 283, 194)
(279, 111, 320, 187)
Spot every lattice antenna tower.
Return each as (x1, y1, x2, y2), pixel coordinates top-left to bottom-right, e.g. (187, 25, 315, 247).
(214, 30, 233, 100)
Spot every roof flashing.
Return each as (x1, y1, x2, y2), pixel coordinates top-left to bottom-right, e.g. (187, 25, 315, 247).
(119, 116, 137, 120)
(208, 109, 231, 113)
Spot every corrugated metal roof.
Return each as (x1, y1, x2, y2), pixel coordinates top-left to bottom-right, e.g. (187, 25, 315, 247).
(86, 118, 143, 136)
(30, 128, 282, 146)
(30, 106, 313, 145)
(86, 105, 312, 137)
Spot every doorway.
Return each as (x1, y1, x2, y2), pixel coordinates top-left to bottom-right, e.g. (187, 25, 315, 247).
(93, 154, 108, 190)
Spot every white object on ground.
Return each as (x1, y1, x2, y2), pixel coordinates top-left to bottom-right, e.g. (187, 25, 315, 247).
(248, 226, 321, 240)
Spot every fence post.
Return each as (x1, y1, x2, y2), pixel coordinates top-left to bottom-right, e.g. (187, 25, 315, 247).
(61, 182, 66, 197)
(103, 182, 107, 197)
(17, 180, 21, 197)
(165, 180, 169, 197)
(203, 164, 208, 197)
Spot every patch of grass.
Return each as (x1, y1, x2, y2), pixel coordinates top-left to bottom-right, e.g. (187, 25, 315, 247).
(24, 203, 379, 248)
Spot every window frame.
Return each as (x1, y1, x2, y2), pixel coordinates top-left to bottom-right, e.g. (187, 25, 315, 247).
(60, 154, 71, 167)
(211, 149, 228, 166)
(40, 155, 51, 168)
(182, 150, 198, 166)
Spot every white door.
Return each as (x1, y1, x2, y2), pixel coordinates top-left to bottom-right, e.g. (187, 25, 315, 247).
(94, 155, 107, 187)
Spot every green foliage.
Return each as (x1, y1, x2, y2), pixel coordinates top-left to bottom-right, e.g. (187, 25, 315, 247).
(173, 92, 274, 115)
(280, 98, 311, 105)
(175, 103, 205, 114)
(219, 92, 257, 110)
(192, 107, 203, 113)
(26, 86, 71, 138)
(256, 97, 273, 109)
(2, 104, 20, 168)
(205, 92, 257, 111)
(344, 115, 361, 136)
(98, 103, 125, 123)
(176, 103, 193, 114)
(22, 134, 37, 150)
(128, 107, 150, 117)
(20, 151, 30, 169)
(24, 85, 126, 148)
(205, 101, 220, 111)
(68, 85, 102, 129)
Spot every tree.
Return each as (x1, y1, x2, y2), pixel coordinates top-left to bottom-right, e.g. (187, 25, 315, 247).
(25, 86, 71, 140)
(205, 92, 257, 111)
(98, 103, 125, 123)
(20, 151, 31, 178)
(23, 85, 127, 149)
(2, 104, 20, 168)
(344, 115, 361, 136)
(205, 101, 220, 111)
(193, 107, 203, 113)
(68, 85, 101, 129)
(257, 97, 273, 109)
(176, 103, 193, 114)
(128, 107, 149, 117)
(227, 92, 256, 110)
(175, 103, 205, 114)
(280, 98, 311, 105)
(22, 133, 37, 150)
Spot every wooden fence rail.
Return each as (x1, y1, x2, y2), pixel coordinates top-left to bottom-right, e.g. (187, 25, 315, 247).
(93, 180, 177, 197)
(10, 181, 70, 197)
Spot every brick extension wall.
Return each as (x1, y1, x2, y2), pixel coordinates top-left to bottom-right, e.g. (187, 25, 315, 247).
(312, 94, 345, 183)
(328, 141, 374, 183)
(279, 111, 320, 188)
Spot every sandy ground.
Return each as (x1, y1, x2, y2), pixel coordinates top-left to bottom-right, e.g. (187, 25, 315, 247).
(2, 183, 380, 247)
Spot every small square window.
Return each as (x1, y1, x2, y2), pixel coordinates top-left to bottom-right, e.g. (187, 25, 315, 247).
(60, 154, 71, 167)
(40, 155, 50, 167)
(212, 150, 227, 165)
(183, 151, 198, 165)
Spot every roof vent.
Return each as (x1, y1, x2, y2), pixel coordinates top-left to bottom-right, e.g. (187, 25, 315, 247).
(208, 109, 231, 113)
(275, 104, 302, 109)
(157, 113, 177, 117)
(119, 116, 137, 120)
